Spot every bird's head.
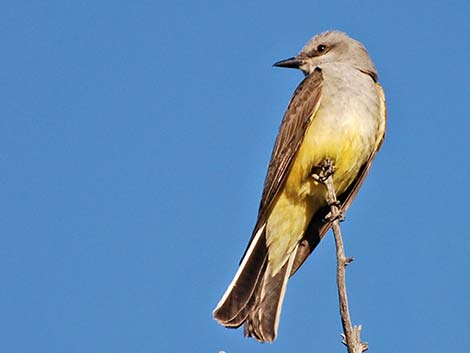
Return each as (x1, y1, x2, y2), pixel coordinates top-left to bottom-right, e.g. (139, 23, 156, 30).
(274, 31, 377, 80)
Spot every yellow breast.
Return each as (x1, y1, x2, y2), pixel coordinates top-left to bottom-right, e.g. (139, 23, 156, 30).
(267, 105, 378, 275)
(286, 106, 371, 199)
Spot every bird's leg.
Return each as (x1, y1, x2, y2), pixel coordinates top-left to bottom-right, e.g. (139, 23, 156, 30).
(311, 158, 344, 222)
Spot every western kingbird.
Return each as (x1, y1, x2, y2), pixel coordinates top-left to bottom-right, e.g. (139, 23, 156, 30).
(213, 31, 386, 342)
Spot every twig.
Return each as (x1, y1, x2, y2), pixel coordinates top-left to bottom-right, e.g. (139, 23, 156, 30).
(313, 158, 368, 353)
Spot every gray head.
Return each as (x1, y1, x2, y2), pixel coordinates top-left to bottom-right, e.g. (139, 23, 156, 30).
(274, 31, 377, 80)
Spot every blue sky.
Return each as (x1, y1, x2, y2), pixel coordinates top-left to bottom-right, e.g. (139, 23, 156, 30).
(2, 1, 470, 352)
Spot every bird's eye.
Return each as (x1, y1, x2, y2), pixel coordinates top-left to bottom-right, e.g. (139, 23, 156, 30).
(317, 44, 327, 53)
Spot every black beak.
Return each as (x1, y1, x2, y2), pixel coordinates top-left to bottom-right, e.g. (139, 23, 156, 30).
(273, 56, 302, 69)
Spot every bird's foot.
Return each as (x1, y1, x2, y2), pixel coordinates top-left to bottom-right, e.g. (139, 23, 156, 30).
(311, 158, 336, 183)
(325, 208, 345, 223)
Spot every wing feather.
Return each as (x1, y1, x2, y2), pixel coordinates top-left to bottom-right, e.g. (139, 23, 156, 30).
(258, 69, 323, 218)
(240, 68, 323, 262)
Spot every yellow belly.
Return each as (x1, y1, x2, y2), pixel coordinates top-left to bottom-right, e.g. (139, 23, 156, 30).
(266, 108, 374, 274)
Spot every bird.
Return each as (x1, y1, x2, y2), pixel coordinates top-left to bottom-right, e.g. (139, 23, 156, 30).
(213, 30, 386, 342)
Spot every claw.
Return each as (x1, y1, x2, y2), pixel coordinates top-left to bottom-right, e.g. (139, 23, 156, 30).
(324, 208, 345, 223)
(311, 158, 336, 182)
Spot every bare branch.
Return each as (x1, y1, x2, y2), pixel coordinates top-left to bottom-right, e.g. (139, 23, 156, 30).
(313, 158, 368, 353)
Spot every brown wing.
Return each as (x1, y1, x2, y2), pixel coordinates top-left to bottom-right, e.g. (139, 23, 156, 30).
(290, 81, 387, 275)
(258, 68, 323, 219)
(240, 68, 323, 260)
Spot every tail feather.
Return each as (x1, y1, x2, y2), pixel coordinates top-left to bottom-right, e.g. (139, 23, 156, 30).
(222, 264, 266, 327)
(213, 224, 299, 342)
(213, 224, 267, 323)
(244, 244, 298, 342)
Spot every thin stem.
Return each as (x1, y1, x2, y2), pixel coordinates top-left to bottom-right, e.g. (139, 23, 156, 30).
(315, 159, 368, 353)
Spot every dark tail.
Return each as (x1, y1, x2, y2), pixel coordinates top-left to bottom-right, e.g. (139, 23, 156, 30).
(213, 223, 299, 342)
